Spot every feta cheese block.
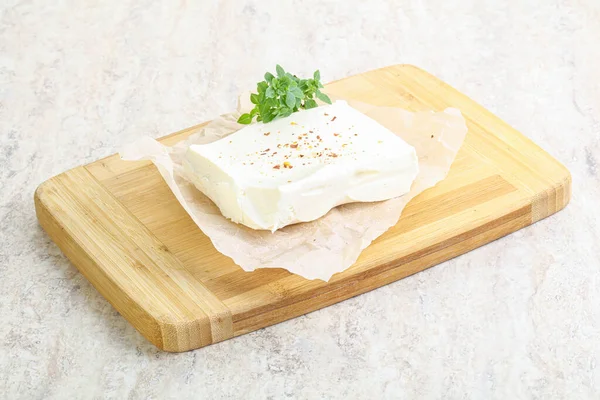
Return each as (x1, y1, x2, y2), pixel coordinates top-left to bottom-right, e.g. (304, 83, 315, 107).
(183, 100, 419, 231)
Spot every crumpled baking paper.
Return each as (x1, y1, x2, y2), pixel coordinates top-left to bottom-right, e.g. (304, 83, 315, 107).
(120, 96, 467, 281)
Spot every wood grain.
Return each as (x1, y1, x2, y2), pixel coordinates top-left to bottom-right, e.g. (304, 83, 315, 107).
(35, 65, 571, 352)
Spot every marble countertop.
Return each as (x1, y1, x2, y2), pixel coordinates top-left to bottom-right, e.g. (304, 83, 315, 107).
(2, 0, 599, 398)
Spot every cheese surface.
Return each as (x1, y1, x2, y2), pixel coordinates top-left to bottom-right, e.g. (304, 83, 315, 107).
(184, 100, 418, 231)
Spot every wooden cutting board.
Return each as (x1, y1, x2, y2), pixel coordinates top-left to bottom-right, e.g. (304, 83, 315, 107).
(35, 65, 571, 352)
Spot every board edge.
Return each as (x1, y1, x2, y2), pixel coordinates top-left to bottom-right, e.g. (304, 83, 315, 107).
(34, 173, 167, 350)
(34, 168, 233, 352)
(531, 166, 572, 223)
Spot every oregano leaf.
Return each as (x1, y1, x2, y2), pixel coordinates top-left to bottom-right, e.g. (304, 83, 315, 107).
(285, 91, 295, 108)
(276, 64, 285, 78)
(278, 107, 293, 118)
(263, 111, 275, 123)
(237, 113, 253, 124)
(257, 81, 268, 92)
(290, 87, 303, 98)
(315, 90, 332, 104)
(304, 99, 318, 109)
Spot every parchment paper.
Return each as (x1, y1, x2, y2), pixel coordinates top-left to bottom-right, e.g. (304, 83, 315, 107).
(120, 97, 467, 281)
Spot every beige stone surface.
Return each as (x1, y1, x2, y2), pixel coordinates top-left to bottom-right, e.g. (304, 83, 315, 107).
(1, 0, 599, 398)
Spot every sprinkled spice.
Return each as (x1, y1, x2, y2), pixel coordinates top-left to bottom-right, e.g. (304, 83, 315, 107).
(273, 164, 281, 169)
(324, 113, 329, 116)
(299, 154, 305, 158)
(431, 135, 434, 138)
(331, 116, 337, 122)
(277, 144, 281, 148)
(264, 132, 271, 136)
(333, 133, 339, 137)
(290, 143, 298, 149)
(330, 153, 339, 158)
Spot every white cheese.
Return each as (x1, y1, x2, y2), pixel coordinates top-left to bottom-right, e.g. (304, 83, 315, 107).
(183, 100, 419, 231)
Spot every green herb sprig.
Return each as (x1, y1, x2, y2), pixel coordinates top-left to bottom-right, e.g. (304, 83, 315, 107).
(238, 65, 332, 124)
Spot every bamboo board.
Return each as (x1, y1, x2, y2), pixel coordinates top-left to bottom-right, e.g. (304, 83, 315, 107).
(35, 65, 571, 352)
